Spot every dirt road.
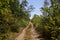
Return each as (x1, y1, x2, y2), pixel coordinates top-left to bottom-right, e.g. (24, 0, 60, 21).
(15, 28, 26, 40)
(15, 22, 40, 40)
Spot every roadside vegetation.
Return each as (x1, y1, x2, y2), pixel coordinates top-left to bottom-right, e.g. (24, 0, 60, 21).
(32, 0, 60, 40)
(0, 0, 30, 40)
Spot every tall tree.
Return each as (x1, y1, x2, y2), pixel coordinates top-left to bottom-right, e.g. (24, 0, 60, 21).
(41, 0, 60, 40)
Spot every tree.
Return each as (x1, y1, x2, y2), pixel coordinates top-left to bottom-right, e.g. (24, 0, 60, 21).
(0, 0, 30, 40)
(41, 0, 60, 40)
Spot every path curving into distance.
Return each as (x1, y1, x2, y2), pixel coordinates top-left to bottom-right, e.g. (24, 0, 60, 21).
(15, 22, 43, 40)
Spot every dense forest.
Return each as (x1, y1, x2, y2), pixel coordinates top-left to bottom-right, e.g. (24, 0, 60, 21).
(0, 0, 60, 40)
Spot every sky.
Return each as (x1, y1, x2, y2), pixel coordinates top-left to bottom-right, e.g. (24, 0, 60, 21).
(20, 0, 50, 19)
(27, 0, 44, 19)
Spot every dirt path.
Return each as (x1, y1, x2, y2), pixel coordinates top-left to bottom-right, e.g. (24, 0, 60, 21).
(30, 22, 40, 40)
(15, 22, 30, 40)
(15, 27, 26, 40)
(15, 22, 41, 40)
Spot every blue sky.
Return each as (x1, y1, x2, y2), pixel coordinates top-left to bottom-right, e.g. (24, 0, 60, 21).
(20, 0, 50, 19)
(27, 0, 44, 19)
